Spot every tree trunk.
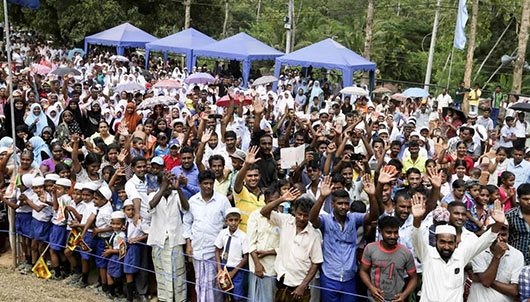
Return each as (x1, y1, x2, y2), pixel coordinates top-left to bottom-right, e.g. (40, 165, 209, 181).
(512, 0, 530, 94)
(222, 0, 229, 38)
(184, 0, 191, 29)
(463, 0, 478, 115)
(256, 0, 261, 22)
(362, 0, 374, 84)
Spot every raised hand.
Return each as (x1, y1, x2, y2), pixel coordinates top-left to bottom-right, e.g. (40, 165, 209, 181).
(253, 100, 265, 115)
(378, 165, 398, 184)
(426, 166, 442, 188)
(117, 148, 129, 163)
(411, 192, 426, 218)
(281, 187, 302, 202)
(326, 142, 337, 155)
(319, 176, 332, 198)
(490, 199, 506, 225)
(62, 142, 73, 153)
(201, 128, 213, 144)
(362, 173, 376, 195)
(245, 145, 261, 165)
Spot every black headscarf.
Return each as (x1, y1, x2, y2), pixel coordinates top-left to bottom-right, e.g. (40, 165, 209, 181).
(84, 102, 103, 137)
(4, 98, 26, 135)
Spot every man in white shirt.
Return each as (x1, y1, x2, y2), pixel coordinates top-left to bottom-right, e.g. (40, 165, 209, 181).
(468, 223, 525, 302)
(411, 196, 506, 302)
(183, 170, 231, 302)
(148, 173, 189, 302)
(436, 88, 453, 110)
(514, 112, 528, 150)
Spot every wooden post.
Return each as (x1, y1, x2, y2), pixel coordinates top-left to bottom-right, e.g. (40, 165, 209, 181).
(511, 0, 530, 94)
(463, 0, 478, 116)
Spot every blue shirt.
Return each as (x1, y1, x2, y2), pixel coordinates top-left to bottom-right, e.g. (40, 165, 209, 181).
(507, 159, 530, 189)
(154, 145, 170, 157)
(170, 164, 200, 199)
(319, 212, 366, 282)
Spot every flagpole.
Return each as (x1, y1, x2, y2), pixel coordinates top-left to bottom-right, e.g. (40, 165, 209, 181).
(3, 0, 18, 268)
(446, 47, 455, 89)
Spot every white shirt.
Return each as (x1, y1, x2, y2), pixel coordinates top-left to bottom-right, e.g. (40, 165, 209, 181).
(436, 93, 453, 108)
(31, 192, 53, 222)
(214, 228, 248, 268)
(52, 194, 71, 226)
(17, 188, 33, 213)
(93, 202, 113, 238)
(80, 201, 95, 226)
(514, 120, 527, 138)
(468, 244, 525, 302)
(499, 126, 515, 148)
(126, 217, 146, 241)
(147, 191, 186, 248)
(412, 227, 498, 302)
(183, 192, 231, 259)
(125, 174, 151, 228)
(110, 230, 126, 249)
(247, 209, 280, 275)
(67, 199, 86, 231)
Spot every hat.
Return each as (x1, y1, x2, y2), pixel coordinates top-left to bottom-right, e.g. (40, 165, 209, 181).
(21, 174, 33, 187)
(468, 112, 478, 118)
(97, 185, 112, 200)
(435, 225, 456, 236)
(229, 150, 246, 162)
(378, 129, 389, 136)
(123, 199, 134, 207)
(432, 206, 450, 223)
(74, 183, 84, 191)
(225, 207, 241, 218)
(85, 182, 100, 192)
(32, 176, 45, 187)
(0, 147, 8, 154)
(45, 174, 60, 182)
(410, 131, 420, 138)
(151, 156, 164, 166)
(169, 139, 180, 148)
(111, 211, 126, 220)
(319, 109, 329, 116)
(172, 118, 185, 127)
(56, 178, 72, 188)
(156, 132, 168, 140)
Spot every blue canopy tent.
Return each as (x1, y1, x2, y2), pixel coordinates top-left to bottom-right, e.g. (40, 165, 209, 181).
(273, 38, 376, 92)
(145, 28, 216, 71)
(84, 23, 157, 56)
(193, 32, 283, 87)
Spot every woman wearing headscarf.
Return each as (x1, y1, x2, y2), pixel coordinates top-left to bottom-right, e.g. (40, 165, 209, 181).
(27, 136, 52, 168)
(4, 97, 26, 136)
(54, 110, 82, 146)
(308, 80, 324, 106)
(25, 103, 55, 136)
(83, 101, 103, 137)
(15, 124, 32, 152)
(110, 106, 124, 135)
(155, 117, 172, 138)
(46, 103, 61, 127)
(123, 102, 142, 133)
(66, 99, 83, 123)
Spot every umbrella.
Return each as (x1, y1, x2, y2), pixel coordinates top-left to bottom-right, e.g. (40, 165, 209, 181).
(390, 93, 408, 102)
(372, 87, 392, 94)
(340, 86, 368, 96)
(184, 72, 215, 84)
(153, 80, 182, 89)
(109, 55, 130, 62)
(216, 94, 253, 107)
(508, 102, 530, 112)
(403, 87, 430, 98)
(442, 106, 467, 123)
(384, 83, 398, 93)
(67, 48, 85, 61)
(31, 64, 51, 75)
(252, 75, 278, 87)
(51, 68, 81, 76)
(115, 82, 145, 93)
(137, 96, 178, 110)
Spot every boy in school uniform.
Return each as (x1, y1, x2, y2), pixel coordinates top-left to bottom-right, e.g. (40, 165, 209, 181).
(49, 178, 72, 279)
(123, 199, 148, 302)
(80, 185, 114, 297)
(104, 210, 127, 299)
(64, 182, 86, 285)
(45, 173, 59, 192)
(215, 207, 249, 302)
(21, 176, 53, 265)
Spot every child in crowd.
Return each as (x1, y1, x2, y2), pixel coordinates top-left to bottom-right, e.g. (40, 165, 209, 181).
(450, 160, 469, 187)
(154, 132, 170, 157)
(469, 168, 481, 181)
(463, 180, 482, 232)
(49, 178, 72, 279)
(80, 185, 114, 297)
(498, 171, 516, 212)
(64, 183, 86, 285)
(123, 199, 147, 302)
(111, 184, 127, 211)
(23, 176, 52, 265)
(215, 207, 249, 302)
(44, 173, 59, 192)
(441, 179, 466, 206)
(486, 184, 500, 210)
(130, 137, 145, 158)
(104, 210, 127, 299)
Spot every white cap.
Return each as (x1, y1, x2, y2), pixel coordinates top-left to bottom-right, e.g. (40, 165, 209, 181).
(151, 156, 164, 166)
(56, 178, 72, 188)
(123, 199, 134, 207)
(97, 185, 112, 200)
(32, 177, 45, 187)
(111, 211, 126, 220)
(378, 129, 389, 136)
(45, 174, 60, 182)
(21, 174, 33, 187)
(410, 131, 420, 138)
(225, 207, 241, 218)
(74, 183, 84, 191)
(435, 225, 457, 236)
(468, 112, 478, 118)
(318, 109, 329, 116)
(85, 182, 100, 192)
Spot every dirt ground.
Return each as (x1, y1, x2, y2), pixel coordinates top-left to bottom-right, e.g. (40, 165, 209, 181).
(0, 249, 108, 302)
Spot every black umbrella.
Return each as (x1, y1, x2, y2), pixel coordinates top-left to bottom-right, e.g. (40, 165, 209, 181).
(442, 106, 467, 123)
(51, 67, 81, 76)
(508, 102, 530, 112)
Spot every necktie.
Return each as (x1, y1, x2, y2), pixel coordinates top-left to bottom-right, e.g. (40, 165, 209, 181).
(221, 235, 232, 268)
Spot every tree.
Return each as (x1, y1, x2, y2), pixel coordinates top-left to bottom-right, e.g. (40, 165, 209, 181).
(512, 0, 530, 94)
(463, 0, 479, 115)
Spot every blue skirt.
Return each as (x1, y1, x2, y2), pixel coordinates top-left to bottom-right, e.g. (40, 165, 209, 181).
(123, 243, 140, 274)
(49, 224, 67, 251)
(228, 267, 245, 298)
(31, 218, 50, 242)
(79, 231, 96, 260)
(15, 212, 32, 238)
(94, 237, 110, 268)
(107, 254, 122, 278)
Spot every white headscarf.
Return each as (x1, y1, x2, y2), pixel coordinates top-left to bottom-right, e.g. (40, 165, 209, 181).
(45, 103, 61, 127)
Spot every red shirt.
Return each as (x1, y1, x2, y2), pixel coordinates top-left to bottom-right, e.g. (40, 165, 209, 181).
(445, 155, 474, 175)
(163, 153, 180, 171)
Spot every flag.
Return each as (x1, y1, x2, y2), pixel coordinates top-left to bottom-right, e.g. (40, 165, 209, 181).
(453, 0, 468, 50)
(7, 0, 40, 10)
(32, 255, 51, 279)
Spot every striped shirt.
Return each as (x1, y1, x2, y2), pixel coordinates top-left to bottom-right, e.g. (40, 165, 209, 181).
(505, 207, 530, 265)
(234, 186, 264, 232)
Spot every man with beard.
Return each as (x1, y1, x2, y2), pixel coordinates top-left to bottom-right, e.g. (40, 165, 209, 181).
(233, 146, 264, 232)
(308, 175, 379, 302)
(252, 100, 277, 187)
(360, 216, 418, 302)
(196, 129, 230, 196)
(170, 146, 200, 199)
(411, 194, 506, 302)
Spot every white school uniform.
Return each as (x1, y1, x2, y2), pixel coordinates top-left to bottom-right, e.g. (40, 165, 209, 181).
(51, 194, 71, 226)
(93, 202, 113, 238)
(31, 192, 53, 222)
(214, 228, 248, 268)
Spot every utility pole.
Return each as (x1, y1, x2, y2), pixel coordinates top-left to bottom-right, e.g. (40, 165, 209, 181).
(284, 0, 294, 53)
(463, 0, 478, 115)
(256, 0, 261, 22)
(362, 0, 374, 85)
(424, 0, 441, 91)
(184, 0, 191, 29)
(512, 0, 530, 94)
(222, 0, 229, 38)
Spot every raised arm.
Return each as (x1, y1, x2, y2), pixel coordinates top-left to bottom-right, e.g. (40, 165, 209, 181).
(195, 128, 213, 172)
(260, 187, 301, 219)
(362, 173, 379, 224)
(425, 166, 442, 215)
(70, 134, 81, 174)
(308, 176, 331, 228)
(234, 145, 260, 194)
(149, 172, 170, 209)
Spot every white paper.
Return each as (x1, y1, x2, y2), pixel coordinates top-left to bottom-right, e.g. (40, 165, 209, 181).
(280, 145, 305, 169)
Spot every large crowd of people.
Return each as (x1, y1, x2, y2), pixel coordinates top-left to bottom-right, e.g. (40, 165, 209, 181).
(0, 34, 529, 302)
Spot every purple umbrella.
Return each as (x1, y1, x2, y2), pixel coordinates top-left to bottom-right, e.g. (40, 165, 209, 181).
(184, 72, 215, 84)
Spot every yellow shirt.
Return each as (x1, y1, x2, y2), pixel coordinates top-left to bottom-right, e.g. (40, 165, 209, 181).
(469, 89, 481, 106)
(234, 186, 265, 232)
(402, 156, 427, 174)
(247, 209, 280, 275)
(214, 175, 230, 197)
